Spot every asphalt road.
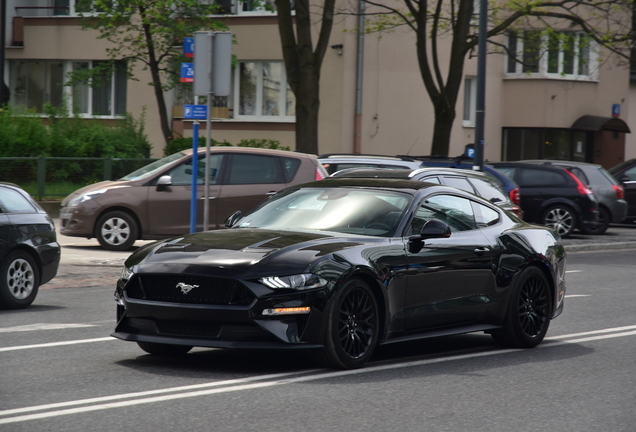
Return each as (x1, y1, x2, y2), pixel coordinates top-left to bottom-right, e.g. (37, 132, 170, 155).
(0, 229, 634, 431)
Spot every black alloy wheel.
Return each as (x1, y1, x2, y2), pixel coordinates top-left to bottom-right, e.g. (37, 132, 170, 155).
(492, 266, 552, 348)
(137, 341, 193, 356)
(580, 207, 610, 235)
(312, 278, 380, 369)
(96, 210, 139, 251)
(542, 205, 575, 237)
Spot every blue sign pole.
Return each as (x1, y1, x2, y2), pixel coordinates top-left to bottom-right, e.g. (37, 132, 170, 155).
(190, 122, 199, 233)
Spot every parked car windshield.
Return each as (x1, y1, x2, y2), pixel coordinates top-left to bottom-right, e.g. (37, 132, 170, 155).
(237, 187, 412, 237)
(119, 152, 186, 181)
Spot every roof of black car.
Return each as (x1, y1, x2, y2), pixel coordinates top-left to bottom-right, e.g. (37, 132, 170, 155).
(298, 177, 440, 191)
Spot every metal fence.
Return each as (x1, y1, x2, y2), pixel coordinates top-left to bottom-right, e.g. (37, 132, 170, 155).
(0, 157, 157, 200)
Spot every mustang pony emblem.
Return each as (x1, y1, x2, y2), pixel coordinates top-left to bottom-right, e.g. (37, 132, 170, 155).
(176, 282, 199, 294)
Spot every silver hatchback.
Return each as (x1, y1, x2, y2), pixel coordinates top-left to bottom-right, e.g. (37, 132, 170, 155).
(521, 160, 627, 234)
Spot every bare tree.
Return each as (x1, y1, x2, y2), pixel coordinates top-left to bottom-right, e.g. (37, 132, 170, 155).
(362, 0, 635, 156)
(275, 0, 337, 154)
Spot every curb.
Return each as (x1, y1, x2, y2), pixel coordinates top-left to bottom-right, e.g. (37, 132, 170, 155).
(565, 242, 636, 252)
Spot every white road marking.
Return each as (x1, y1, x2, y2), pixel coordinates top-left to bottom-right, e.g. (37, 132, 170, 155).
(564, 294, 590, 298)
(0, 325, 634, 425)
(0, 337, 114, 353)
(0, 323, 97, 333)
(565, 270, 582, 273)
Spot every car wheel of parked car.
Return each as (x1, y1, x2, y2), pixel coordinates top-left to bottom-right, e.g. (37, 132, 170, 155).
(542, 205, 575, 237)
(312, 278, 379, 369)
(0, 251, 40, 309)
(491, 266, 552, 348)
(96, 211, 138, 251)
(580, 207, 610, 235)
(137, 341, 193, 356)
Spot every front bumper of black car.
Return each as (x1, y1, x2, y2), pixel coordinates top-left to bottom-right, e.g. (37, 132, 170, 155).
(112, 276, 330, 349)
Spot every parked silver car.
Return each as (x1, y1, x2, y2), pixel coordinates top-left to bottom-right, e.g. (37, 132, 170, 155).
(520, 160, 627, 234)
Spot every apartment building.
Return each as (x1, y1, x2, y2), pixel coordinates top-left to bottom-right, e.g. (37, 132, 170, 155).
(2, 0, 635, 167)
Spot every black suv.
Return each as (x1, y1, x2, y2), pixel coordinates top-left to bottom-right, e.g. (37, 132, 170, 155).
(491, 162, 599, 237)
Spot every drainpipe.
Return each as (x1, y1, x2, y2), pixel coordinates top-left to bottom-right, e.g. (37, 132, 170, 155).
(353, 0, 365, 154)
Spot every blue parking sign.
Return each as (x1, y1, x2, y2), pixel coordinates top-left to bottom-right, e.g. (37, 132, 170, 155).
(180, 63, 194, 83)
(183, 105, 207, 119)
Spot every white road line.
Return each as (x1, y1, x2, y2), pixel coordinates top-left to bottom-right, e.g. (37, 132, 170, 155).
(565, 270, 582, 273)
(546, 324, 636, 340)
(0, 323, 97, 333)
(564, 294, 590, 298)
(0, 337, 114, 353)
(0, 324, 635, 425)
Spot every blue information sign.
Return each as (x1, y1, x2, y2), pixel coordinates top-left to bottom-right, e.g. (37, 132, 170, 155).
(183, 37, 194, 58)
(180, 63, 194, 83)
(183, 105, 208, 119)
(612, 104, 621, 117)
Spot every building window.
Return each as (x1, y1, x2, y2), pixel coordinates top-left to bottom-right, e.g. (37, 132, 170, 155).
(463, 76, 477, 127)
(9, 60, 127, 117)
(502, 128, 589, 162)
(506, 31, 597, 80)
(234, 61, 295, 120)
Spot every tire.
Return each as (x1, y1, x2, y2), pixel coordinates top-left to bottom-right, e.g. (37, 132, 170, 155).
(492, 266, 552, 348)
(580, 207, 610, 235)
(311, 278, 380, 369)
(96, 211, 138, 251)
(542, 205, 575, 238)
(137, 341, 193, 356)
(0, 250, 40, 309)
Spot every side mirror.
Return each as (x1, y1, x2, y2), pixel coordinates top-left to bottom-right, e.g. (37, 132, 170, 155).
(224, 210, 243, 228)
(408, 219, 451, 253)
(156, 175, 172, 191)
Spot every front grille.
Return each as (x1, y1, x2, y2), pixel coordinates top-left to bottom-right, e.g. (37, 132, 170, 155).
(126, 274, 255, 306)
(157, 320, 222, 338)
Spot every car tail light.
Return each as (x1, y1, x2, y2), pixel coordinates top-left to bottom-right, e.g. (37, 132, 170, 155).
(315, 166, 326, 181)
(613, 184, 624, 199)
(566, 170, 593, 195)
(509, 187, 520, 205)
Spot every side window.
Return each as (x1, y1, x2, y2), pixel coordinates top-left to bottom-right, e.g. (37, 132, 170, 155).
(472, 201, 500, 227)
(228, 154, 284, 185)
(441, 176, 476, 194)
(0, 188, 37, 213)
(420, 176, 441, 184)
(407, 194, 477, 235)
(167, 154, 223, 186)
(470, 178, 508, 204)
(281, 157, 301, 182)
(569, 167, 589, 185)
(518, 168, 566, 186)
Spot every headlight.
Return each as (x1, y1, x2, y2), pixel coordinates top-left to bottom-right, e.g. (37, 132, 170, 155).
(67, 189, 108, 207)
(260, 274, 328, 290)
(120, 265, 134, 282)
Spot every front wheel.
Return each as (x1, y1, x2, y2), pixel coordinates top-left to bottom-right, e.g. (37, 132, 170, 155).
(542, 205, 575, 238)
(492, 266, 552, 348)
(311, 278, 380, 369)
(0, 250, 40, 309)
(137, 341, 193, 356)
(96, 211, 138, 251)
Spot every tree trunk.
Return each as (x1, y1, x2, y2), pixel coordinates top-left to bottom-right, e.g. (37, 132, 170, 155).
(295, 74, 320, 154)
(430, 101, 455, 156)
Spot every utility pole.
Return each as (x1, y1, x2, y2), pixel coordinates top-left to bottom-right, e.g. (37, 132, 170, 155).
(473, 0, 488, 171)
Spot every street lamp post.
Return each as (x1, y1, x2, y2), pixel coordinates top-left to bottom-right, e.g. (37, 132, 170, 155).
(473, 0, 488, 171)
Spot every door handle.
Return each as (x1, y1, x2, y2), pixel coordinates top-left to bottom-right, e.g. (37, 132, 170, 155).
(266, 191, 277, 196)
(474, 247, 490, 256)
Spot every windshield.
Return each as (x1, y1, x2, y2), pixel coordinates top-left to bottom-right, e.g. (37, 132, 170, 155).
(237, 187, 412, 237)
(120, 152, 187, 181)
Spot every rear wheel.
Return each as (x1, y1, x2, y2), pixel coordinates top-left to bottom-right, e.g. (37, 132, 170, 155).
(542, 205, 575, 237)
(580, 207, 610, 235)
(492, 267, 552, 348)
(96, 211, 138, 251)
(311, 278, 379, 369)
(0, 250, 40, 309)
(137, 341, 193, 356)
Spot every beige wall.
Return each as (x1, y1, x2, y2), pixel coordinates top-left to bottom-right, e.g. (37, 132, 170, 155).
(6, 14, 636, 162)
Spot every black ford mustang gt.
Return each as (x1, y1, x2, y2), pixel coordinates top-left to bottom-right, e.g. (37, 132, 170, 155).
(112, 178, 567, 369)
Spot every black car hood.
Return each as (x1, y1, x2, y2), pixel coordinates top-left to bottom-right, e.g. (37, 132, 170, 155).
(126, 229, 367, 273)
